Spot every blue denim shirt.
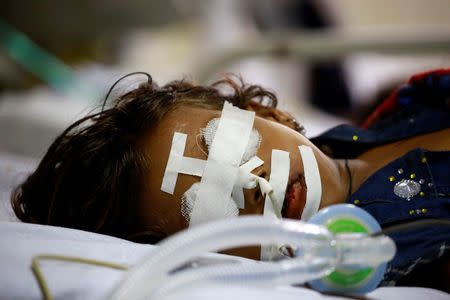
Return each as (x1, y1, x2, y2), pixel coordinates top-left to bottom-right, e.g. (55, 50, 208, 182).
(310, 70, 450, 286)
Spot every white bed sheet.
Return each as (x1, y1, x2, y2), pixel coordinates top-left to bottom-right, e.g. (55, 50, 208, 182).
(1, 221, 449, 300)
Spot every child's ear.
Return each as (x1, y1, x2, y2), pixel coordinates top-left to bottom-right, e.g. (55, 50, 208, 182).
(244, 101, 303, 133)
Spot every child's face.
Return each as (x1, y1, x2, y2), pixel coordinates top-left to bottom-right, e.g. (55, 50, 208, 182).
(137, 105, 336, 257)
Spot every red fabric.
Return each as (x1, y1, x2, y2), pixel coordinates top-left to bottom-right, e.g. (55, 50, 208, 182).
(361, 88, 399, 129)
(361, 69, 450, 129)
(407, 68, 449, 84)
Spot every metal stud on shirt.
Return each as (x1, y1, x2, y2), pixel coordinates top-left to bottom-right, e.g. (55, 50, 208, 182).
(394, 179, 421, 201)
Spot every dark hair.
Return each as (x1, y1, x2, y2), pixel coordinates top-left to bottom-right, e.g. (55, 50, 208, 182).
(11, 73, 278, 240)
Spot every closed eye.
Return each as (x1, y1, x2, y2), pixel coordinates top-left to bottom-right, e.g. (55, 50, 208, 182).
(253, 167, 268, 180)
(251, 169, 267, 205)
(254, 189, 262, 204)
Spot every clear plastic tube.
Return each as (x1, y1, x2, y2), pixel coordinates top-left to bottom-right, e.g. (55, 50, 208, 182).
(107, 216, 395, 300)
(150, 257, 334, 299)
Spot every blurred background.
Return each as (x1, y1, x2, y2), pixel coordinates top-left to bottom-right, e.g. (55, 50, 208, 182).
(1, 0, 450, 159)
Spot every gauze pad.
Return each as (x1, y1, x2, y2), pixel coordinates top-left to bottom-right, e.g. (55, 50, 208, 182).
(299, 145, 322, 221)
(189, 102, 255, 226)
(202, 117, 261, 164)
(261, 149, 290, 261)
(181, 182, 202, 224)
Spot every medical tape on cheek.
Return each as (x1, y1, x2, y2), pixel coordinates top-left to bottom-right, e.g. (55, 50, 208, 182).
(298, 145, 322, 221)
(232, 156, 264, 209)
(261, 149, 290, 261)
(190, 102, 255, 226)
(263, 149, 290, 219)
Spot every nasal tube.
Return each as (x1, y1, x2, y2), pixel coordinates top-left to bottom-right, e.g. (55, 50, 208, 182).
(107, 215, 395, 300)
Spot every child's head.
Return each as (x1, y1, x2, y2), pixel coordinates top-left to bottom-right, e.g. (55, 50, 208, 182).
(11, 73, 305, 245)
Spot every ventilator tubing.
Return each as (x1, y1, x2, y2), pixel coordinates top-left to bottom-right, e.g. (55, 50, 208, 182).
(107, 216, 395, 300)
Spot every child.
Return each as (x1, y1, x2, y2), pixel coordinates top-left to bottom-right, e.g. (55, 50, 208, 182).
(11, 70, 450, 291)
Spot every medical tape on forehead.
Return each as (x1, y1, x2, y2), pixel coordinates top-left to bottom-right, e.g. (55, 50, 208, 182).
(179, 157, 206, 177)
(161, 132, 206, 194)
(161, 132, 187, 194)
(232, 156, 264, 209)
(261, 149, 290, 261)
(299, 145, 322, 221)
(190, 102, 256, 226)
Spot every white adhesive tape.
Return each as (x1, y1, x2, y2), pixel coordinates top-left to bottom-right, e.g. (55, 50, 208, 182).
(179, 157, 206, 177)
(261, 149, 290, 260)
(161, 132, 187, 194)
(262, 149, 290, 219)
(232, 156, 264, 209)
(299, 145, 322, 221)
(202, 118, 262, 164)
(161, 133, 207, 194)
(190, 102, 256, 226)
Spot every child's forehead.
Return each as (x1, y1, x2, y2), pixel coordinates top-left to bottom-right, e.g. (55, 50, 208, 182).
(142, 108, 213, 154)
(140, 107, 222, 182)
(159, 106, 222, 134)
(158, 105, 275, 134)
